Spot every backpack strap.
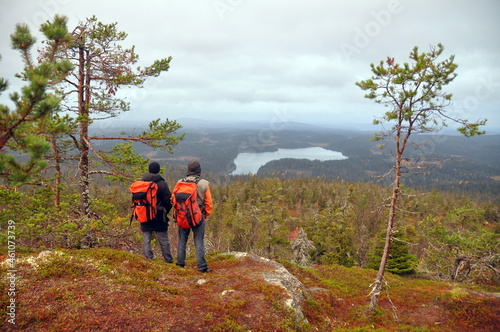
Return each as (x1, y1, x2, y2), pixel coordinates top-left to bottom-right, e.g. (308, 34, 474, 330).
(151, 177, 165, 207)
(129, 211, 135, 226)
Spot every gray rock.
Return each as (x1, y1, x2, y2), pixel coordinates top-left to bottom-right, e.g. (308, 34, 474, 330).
(227, 251, 308, 322)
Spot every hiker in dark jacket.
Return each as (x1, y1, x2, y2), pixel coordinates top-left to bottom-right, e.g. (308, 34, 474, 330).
(140, 162, 173, 263)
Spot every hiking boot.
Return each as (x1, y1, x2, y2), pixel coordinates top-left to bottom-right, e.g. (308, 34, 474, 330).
(200, 268, 212, 273)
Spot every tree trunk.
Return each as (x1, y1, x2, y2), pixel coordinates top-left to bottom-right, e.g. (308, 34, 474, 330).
(452, 256, 471, 282)
(368, 129, 403, 314)
(79, 122, 90, 216)
(50, 136, 61, 209)
(77, 46, 91, 216)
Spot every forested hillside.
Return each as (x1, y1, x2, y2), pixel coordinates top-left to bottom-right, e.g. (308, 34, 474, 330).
(2, 173, 498, 286)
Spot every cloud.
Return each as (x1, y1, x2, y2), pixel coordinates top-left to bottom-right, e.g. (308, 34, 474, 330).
(1, 0, 499, 131)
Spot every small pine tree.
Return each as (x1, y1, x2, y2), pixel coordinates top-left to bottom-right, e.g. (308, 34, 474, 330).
(368, 230, 418, 275)
(308, 205, 356, 267)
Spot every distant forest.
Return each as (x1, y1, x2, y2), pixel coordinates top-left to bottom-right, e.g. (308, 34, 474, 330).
(102, 121, 500, 201)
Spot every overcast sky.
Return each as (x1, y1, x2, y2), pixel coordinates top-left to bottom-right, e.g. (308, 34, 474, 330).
(1, 0, 499, 133)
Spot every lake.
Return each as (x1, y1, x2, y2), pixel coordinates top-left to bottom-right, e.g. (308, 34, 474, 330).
(231, 147, 348, 175)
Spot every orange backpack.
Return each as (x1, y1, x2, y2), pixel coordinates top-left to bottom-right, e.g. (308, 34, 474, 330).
(172, 179, 204, 229)
(130, 180, 159, 223)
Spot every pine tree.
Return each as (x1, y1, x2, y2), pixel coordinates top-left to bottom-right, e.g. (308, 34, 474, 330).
(0, 16, 73, 185)
(356, 44, 486, 314)
(41, 16, 183, 216)
(368, 230, 418, 275)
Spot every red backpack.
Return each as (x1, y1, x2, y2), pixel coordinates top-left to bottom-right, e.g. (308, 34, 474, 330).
(172, 179, 204, 229)
(130, 180, 159, 223)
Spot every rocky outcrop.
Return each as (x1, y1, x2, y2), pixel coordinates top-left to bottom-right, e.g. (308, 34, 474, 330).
(227, 251, 307, 322)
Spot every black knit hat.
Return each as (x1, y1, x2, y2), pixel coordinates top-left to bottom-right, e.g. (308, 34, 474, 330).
(148, 162, 160, 174)
(187, 160, 201, 176)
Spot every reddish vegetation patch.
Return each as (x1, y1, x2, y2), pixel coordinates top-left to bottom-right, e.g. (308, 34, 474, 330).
(1, 249, 499, 331)
(283, 261, 500, 331)
(1, 249, 302, 331)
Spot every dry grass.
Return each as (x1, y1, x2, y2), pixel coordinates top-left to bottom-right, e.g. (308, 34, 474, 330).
(1, 249, 499, 331)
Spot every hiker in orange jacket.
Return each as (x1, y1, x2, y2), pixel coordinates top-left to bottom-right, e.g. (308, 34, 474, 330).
(174, 160, 213, 272)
